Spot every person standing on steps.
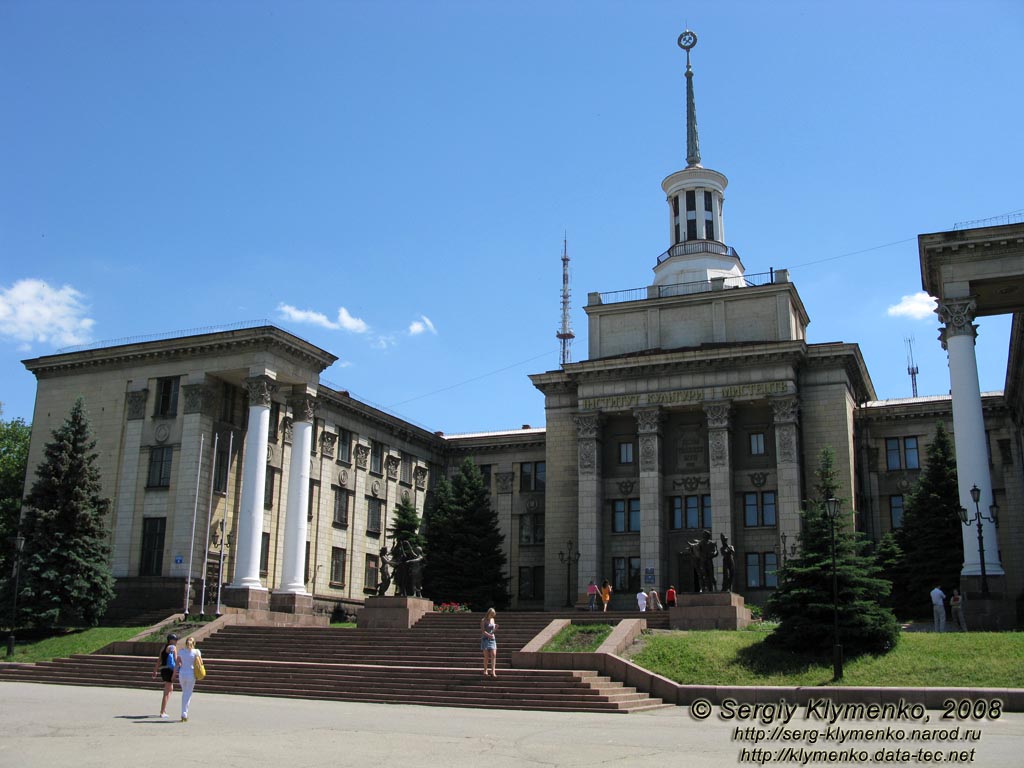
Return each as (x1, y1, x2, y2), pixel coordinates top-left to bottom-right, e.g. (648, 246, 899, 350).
(600, 580, 612, 612)
(152, 633, 179, 719)
(586, 579, 598, 611)
(175, 636, 203, 722)
(480, 608, 498, 677)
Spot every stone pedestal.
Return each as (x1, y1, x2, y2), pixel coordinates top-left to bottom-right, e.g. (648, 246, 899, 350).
(959, 575, 1015, 630)
(357, 596, 433, 629)
(669, 591, 752, 630)
(269, 591, 314, 615)
(221, 585, 270, 612)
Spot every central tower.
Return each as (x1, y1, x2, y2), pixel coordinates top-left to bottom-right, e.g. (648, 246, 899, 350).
(654, 29, 743, 290)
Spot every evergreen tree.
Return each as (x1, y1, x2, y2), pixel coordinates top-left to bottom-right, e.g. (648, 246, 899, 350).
(19, 399, 115, 627)
(873, 532, 906, 614)
(422, 458, 509, 611)
(388, 496, 425, 550)
(0, 409, 32, 586)
(891, 423, 963, 619)
(767, 448, 899, 656)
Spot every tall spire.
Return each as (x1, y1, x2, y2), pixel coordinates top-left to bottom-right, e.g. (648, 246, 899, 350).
(678, 29, 701, 168)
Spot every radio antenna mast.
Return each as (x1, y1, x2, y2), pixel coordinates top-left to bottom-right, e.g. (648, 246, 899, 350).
(905, 336, 919, 398)
(556, 234, 575, 366)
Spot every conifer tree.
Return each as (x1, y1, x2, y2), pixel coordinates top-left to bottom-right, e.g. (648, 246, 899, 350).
(422, 458, 509, 611)
(891, 422, 963, 618)
(19, 399, 115, 627)
(388, 496, 425, 550)
(0, 409, 32, 587)
(767, 448, 899, 656)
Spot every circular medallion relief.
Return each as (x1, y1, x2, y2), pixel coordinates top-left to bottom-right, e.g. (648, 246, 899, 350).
(266, 445, 274, 463)
(155, 424, 170, 444)
(339, 469, 349, 486)
(372, 479, 382, 497)
(527, 498, 539, 512)
(402, 489, 410, 504)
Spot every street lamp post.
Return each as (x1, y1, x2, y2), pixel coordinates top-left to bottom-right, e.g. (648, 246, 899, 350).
(959, 484, 998, 596)
(557, 539, 581, 608)
(7, 534, 26, 659)
(824, 498, 843, 681)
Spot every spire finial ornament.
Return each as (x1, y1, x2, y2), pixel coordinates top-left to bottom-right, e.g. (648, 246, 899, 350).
(677, 28, 701, 168)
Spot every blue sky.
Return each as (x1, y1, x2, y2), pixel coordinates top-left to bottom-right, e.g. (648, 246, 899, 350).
(1, 1, 1022, 433)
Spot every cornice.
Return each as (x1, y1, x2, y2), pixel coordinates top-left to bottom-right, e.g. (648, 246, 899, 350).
(856, 392, 1007, 423)
(804, 343, 877, 403)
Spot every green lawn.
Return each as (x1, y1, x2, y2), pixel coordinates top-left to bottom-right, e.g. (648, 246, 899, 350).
(630, 627, 1024, 688)
(542, 623, 613, 653)
(4, 626, 147, 664)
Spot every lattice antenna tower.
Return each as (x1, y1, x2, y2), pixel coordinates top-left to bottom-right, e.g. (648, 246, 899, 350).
(556, 235, 575, 366)
(905, 336, 919, 398)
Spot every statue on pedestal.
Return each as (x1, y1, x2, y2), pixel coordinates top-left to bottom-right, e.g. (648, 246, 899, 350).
(687, 529, 718, 593)
(720, 533, 735, 593)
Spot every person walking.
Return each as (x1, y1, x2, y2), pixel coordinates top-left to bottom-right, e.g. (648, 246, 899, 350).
(600, 580, 612, 613)
(176, 636, 203, 722)
(586, 580, 598, 611)
(636, 588, 648, 612)
(665, 585, 677, 608)
(930, 584, 947, 632)
(950, 589, 967, 632)
(648, 589, 663, 611)
(151, 633, 179, 719)
(480, 608, 498, 677)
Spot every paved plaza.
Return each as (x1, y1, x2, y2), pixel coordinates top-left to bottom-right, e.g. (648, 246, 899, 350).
(2, 682, 1023, 768)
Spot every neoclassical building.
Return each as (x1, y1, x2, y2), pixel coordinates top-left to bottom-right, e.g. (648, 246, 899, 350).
(21, 31, 1024, 625)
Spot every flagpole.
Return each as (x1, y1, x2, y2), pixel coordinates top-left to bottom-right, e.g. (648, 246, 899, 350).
(185, 433, 204, 617)
(199, 432, 219, 618)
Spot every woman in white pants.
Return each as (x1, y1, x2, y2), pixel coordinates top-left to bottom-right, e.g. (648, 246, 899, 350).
(175, 636, 202, 722)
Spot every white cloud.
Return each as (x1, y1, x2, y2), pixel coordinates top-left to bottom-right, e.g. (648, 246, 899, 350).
(372, 335, 396, 350)
(408, 315, 437, 336)
(276, 303, 369, 334)
(0, 279, 95, 347)
(337, 307, 369, 333)
(887, 292, 937, 320)
(277, 303, 340, 330)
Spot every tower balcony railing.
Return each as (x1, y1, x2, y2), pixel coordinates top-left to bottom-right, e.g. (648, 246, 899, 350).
(656, 239, 740, 264)
(592, 269, 782, 306)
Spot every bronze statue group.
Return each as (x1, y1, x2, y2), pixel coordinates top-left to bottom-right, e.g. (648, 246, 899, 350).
(685, 531, 736, 593)
(377, 540, 425, 598)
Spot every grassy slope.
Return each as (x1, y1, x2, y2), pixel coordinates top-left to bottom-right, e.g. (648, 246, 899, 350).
(5, 627, 147, 664)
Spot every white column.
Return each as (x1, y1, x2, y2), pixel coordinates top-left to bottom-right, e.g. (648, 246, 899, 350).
(635, 406, 665, 592)
(939, 299, 1004, 577)
(574, 413, 604, 593)
(279, 391, 315, 594)
(231, 374, 276, 589)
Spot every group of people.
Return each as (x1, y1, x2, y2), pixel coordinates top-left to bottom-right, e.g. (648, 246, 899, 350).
(152, 633, 204, 721)
(930, 585, 967, 632)
(585, 580, 678, 612)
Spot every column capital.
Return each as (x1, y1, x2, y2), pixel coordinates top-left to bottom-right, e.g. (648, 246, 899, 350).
(937, 297, 978, 348)
(573, 411, 604, 439)
(288, 393, 317, 424)
(769, 394, 800, 425)
(634, 406, 665, 435)
(126, 389, 148, 420)
(703, 399, 732, 430)
(182, 383, 216, 416)
(245, 375, 278, 408)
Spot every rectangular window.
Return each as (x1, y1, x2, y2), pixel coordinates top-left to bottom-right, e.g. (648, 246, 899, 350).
(904, 437, 920, 470)
(613, 499, 640, 533)
(333, 487, 351, 528)
(366, 497, 382, 535)
(686, 496, 700, 528)
(312, 418, 323, 456)
(704, 190, 713, 212)
(268, 401, 280, 441)
(304, 541, 310, 585)
(704, 218, 715, 240)
(337, 428, 352, 463)
(628, 556, 641, 592)
(613, 500, 626, 533)
(701, 494, 712, 528)
(520, 514, 534, 545)
(220, 382, 237, 424)
(213, 443, 229, 493)
(364, 554, 379, 592)
(478, 464, 491, 492)
(744, 491, 777, 527)
(155, 377, 179, 418)
(618, 442, 634, 464)
(520, 461, 546, 491)
(687, 219, 698, 240)
(139, 517, 166, 577)
(628, 499, 641, 532)
(147, 446, 173, 488)
(746, 552, 761, 588)
(890, 495, 904, 529)
(750, 432, 766, 456)
(264, 469, 275, 510)
(764, 552, 779, 588)
(669, 496, 683, 529)
(533, 514, 545, 544)
(330, 547, 347, 586)
(370, 441, 384, 474)
(685, 189, 696, 211)
(612, 557, 627, 591)
(401, 453, 413, 484)
(518, 566, 534, 599)
(307, 480, 318, 521)
(260, 532, 270, 577)
(886, 438, 901, 470)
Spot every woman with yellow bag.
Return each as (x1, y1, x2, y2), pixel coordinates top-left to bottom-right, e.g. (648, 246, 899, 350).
(174, 636, 205, 722)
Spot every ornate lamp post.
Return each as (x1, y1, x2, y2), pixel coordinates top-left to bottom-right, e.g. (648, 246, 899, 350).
(779, 532, 798, 567)
(959, 484, 998, 596)
(558, 539, 581, 608)
(824, 498, 843, 681)
(6, 534, 26, 658)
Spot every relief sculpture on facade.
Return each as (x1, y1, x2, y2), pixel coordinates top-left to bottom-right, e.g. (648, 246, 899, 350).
(414, 466, 428, 490)
(496, 471, 514, 494)
(126, 390, 148, 420)
(709, 430, 728, 468)
(777, 424, 797, 464)
(769, 394, 799, 425)
(385, 455, 400, 481)
(640, 434, 658, 472)
(354, 443, 370, 470)
(573, 412, 602, 439)
(578, 439, 597, 475)
(703, 400, 731, 430)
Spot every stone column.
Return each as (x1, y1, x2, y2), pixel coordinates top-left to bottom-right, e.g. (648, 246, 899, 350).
(227, 374, 277, 609)
(938, 298, 1003, 578)
(770, 394, 801, 563)
(635, 406, 665, 592)
(272, 388, 316, 613)
(112, 388, 148, 577)
(704, 400, 733, 587)
(574, 412, 604, 591)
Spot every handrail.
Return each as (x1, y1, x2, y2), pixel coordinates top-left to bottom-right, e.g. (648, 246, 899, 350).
(656, 239, 740, 264)
(596, 270, 779, 306)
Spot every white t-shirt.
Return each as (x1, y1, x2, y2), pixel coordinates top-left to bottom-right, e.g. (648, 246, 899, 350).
(930, 587, 946, 607)
(177, 647, 202, 679)
(636, 591, 648, 611)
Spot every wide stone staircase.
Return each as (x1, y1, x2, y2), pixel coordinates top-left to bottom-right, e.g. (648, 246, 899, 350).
(0, 610, 670, 713)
